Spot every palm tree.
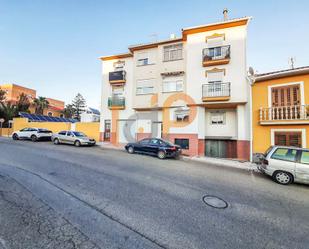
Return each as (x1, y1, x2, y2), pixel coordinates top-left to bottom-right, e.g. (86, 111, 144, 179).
(62, 104, 75, 118)
(16, 93, 31, 113)
(0, 102, 17, 127)
(33, 96, 49, 115)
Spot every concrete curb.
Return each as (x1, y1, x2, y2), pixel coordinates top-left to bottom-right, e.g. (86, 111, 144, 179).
(181, 156, 260, 172)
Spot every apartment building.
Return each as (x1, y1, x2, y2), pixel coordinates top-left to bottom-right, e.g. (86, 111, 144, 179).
(100, 13, 251, 160)
(0, 83, 65, 117)
(252, 66, 309, 154)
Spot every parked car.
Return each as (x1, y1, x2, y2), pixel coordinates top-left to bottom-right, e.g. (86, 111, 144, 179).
(125, 138, 181, 159)
(12, 127, 52, 142)
(259, 146, 309, 185)
(52, 130, 96, 147)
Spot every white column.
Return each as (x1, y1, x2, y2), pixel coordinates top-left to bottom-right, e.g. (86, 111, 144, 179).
(197, 106, 205, 139)
(236, 105, 247, 140)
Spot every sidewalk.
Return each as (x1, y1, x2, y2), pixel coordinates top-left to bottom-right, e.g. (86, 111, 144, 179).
(98, 142, 259, 172)
(182, 156, 259, 172)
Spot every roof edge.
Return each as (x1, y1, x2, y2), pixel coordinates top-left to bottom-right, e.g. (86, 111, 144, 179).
(100, 53, 133, 61)
(255, 67, 309, 82)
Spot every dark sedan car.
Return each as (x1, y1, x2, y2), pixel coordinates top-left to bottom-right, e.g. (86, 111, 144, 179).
(125, 138, 181, 159)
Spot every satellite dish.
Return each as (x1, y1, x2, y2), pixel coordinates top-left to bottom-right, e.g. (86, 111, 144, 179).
(249, 67, 255, 76)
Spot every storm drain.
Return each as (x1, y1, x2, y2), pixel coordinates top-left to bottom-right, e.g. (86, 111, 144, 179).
(202, 195, 228, 209)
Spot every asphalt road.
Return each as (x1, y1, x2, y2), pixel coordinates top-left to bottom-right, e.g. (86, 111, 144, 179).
(0, 137, 309, 249)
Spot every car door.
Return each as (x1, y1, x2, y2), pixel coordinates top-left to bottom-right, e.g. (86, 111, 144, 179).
(65, 131, 75, 144)
(295, 150, 309, 183)
(268, 148, 297, 176)
(136, 139, 151, 153)
(147, 139, 160, 155)
(18, 128, 29, 138)
(57, 131, 67, 143)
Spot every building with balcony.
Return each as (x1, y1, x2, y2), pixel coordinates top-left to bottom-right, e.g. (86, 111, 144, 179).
(100, 12, 251, 160)
(252, 66, 309, 154)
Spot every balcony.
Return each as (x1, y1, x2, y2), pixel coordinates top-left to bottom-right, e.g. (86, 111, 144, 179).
(259, 105, 309, 125)
(202, 46, 230, 67)
(109, 70, 126, 84)
(202, 82, 230, 102)
(108, 97, 125, 110)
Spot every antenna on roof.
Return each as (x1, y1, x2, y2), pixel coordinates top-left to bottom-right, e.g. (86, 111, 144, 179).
(223, 8, 228, 21)
(288, 57, 296, 69)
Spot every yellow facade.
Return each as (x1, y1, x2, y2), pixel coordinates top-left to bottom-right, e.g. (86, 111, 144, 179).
(11, 118, 100, 141)
(252, 73, 309, 153)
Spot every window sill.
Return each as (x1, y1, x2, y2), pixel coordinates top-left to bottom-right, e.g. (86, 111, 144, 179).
(136, 63, 156, 67)
(136, 93, 155, 96)
(162, 90, 183, 94)
(163, 58, 183, 62)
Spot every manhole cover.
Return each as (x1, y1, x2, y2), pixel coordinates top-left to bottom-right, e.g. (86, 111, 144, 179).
(202, 195, 228, 209)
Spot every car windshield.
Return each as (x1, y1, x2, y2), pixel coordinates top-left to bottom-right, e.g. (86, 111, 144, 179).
(73, 132, 86, 137)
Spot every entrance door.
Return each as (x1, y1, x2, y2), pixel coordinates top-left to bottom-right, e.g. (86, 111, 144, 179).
(205, 140, 227, 158)
(152, 122, 162, 138)
(104, 120, 111, 141)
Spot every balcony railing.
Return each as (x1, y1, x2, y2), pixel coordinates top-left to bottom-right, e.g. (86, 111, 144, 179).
(202, 45, 230, 66)
(202, 82, 230, 101)
(109, 70, 126, 84)
(108, 97, 125, 109)
(259, 105, 309, 124)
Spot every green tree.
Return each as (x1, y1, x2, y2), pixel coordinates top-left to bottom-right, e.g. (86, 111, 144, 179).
(0, 88, 6, 103)
(16, 93, 31, 113)
(0, 102, 17, 127)
(33, 96, 49, 115)
(62, 104, 75, 118)
(71, 93, 86, 121)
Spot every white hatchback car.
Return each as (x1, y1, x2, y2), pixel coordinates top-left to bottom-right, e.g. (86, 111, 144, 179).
(12, 127, 53, 142)
(259, 146, 309, 185)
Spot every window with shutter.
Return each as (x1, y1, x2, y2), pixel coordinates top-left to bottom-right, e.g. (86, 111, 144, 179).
(271, 85, 300, 107)
(274, 132, 302, 148)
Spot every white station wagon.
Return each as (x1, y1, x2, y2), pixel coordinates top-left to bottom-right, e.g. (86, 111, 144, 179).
(259, 146, 309, 185)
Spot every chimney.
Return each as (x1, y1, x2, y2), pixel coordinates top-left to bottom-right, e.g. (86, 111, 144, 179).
(223, 8, 228, 21)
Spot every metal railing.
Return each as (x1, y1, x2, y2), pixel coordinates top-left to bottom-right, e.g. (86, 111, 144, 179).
(202, 45, 230, 62)
(108, 97, 125, 108)
(109, 70, 126, 82)
(202, 82, 230, 98)
(259, 105, 309, 121)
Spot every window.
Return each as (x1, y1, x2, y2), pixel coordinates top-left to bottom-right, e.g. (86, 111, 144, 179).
(174, 138, 189, 149)
(300, 151, 309, 164)
(210, 112, 225, 124)
(163, 44, 183, 61)
(137, 52, 153, 66)
(150, 139, 159, 145)
(48, 112, 53, 117)
(67, 131, 73, 136)
(162, 78, 183, 92)
(136, 79, 155, 95)
(58, 131, 66, 135)
(274, 132, 302, 147)
(114, 61, 125, 71)
(175, 107, 189, 122)
(139, 138, 150, 145)
(60, 114, 64, 118)
(271, 148, 297, 162)
(112, 85, 124, 97)
(208, 47, 222, 58)
(137, 58, 149, 66)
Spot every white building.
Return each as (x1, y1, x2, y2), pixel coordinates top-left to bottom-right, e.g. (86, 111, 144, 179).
(80, 107, 100, 122)
(100, 12, 251, 160)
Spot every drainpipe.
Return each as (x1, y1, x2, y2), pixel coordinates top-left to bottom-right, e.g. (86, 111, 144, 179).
(247, 74, 256, 162)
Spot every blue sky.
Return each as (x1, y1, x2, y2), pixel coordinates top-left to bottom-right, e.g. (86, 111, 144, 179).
(0, 0, 308, 108)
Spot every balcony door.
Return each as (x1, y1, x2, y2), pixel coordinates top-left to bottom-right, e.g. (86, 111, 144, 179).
(271, 85, 300, 119)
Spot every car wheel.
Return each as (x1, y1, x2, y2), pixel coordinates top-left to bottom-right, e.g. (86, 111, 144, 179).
(74, 140, 81, 147)
(273, 171, 293, 185)
(157, 150, 166, 159)
(53, 138, 60, 145)
(127, 146, 134, 154)
(12, 133, 19, 140)
(31, 135, 38, 142)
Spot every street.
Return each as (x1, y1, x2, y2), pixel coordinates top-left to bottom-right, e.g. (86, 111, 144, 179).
(0, 137, 309, 249)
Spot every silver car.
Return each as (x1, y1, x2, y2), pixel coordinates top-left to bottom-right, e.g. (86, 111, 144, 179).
(259, 146, 309, 185)
(52, 130, 96, 147)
